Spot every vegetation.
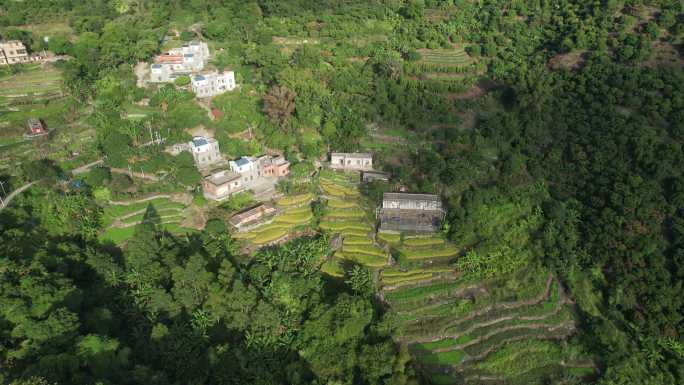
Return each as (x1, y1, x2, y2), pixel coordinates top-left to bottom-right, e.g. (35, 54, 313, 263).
(1, 0, 684, 384)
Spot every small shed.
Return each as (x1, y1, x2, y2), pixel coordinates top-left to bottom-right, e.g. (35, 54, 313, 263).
(229, 203, 277, 229)
(362, 171, 390, 182)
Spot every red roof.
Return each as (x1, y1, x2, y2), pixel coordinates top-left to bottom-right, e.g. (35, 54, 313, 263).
(155, 54, 183, 64)
(211, 108, 224, 119)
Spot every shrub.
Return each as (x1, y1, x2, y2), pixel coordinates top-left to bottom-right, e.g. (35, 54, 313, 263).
(174, 75, 191, 87)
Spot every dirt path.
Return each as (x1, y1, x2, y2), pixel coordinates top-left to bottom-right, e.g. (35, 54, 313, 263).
(71, 159, 104, 175)
(110, 167, 160, 181)
(0, 181, 38, 211)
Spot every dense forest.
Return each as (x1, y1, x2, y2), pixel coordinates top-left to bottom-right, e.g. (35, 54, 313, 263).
(1, 0, 684, 384)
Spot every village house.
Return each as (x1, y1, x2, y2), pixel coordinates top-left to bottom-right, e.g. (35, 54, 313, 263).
(26, 119, 47, 135)
(378, 193, 445, 232)
(189, 136, 222, 169)
(0, 41, 29, 65)
(230, 155, 290, 185)
(229, 203, 277, 231)
(192, 71, 236, 98)
(150, 41, 210, 82)
(330, 152, 373, 171)
(362, 171, 390, 182)
(202, 168, 243, 201)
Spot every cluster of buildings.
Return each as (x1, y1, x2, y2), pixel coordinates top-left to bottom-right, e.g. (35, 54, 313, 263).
(149, 41, 236, 98)
(168, 136, 290, 202)
(0, 40, 45, 66)
(330, 152, 444, 233)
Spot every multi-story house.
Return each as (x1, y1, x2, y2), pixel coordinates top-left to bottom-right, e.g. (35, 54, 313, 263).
(330, 152, 373, 171)
(0, 40, 29, 65)
(192, 71, 236, 98)
(189, 137, 222, 169)
(150, 41, 210, 82)
(202, 168, 243, 201)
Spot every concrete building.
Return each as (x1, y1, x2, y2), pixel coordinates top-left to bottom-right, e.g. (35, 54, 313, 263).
(257, 155, 290, 178)
(362, 171, 390, 182)
(192, 71, 236, 98)
(378, 193, 444, 232)
(190, 137, 222, 169)
(202, 168, 243, 201)
(330, 152, 373, 171)
(230, 155, 290, 184)
(150, 41, 210, 82)
(229, 203, 277, 230)
(0, 41, 29, 65)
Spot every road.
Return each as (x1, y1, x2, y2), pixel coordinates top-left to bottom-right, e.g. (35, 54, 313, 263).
(0, 181, 38, 211)
(71, 159, 104, 175)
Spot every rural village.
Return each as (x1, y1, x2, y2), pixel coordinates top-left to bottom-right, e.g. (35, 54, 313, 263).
(2, 1, 675, 383)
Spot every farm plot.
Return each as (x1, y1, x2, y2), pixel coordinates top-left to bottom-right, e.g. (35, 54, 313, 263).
(418, 48, 472, 68)
(99, 196, 192, 244)
(382, 267, 595, 385)
(237, 200, 315, 247)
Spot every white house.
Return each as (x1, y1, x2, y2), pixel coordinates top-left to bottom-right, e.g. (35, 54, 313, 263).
(150, 41, 210, 83)
(192, 71, 236, 98)
(190, 136, 221, 169)
(330, 153, 373, 171)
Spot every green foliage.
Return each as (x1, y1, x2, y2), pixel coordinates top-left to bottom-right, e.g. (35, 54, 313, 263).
(174, 75, 191, 87)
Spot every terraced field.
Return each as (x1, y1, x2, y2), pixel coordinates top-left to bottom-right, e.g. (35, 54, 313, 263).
(99, 196, 194, 244)
(235, 196, 316, 247)
(380, 265, 596, 384)
(317, 170, 388, 270)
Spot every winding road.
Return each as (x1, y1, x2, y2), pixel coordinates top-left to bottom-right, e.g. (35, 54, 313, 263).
(0, 181, 38, 211)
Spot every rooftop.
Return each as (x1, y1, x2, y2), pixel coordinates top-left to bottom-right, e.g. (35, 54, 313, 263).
(192, 137, 208, 147)
(205, 170, 240, 185)
(331, 152, 372, 158)
(383, 193, 441, 202)
(230, 204, 276, 225)
(151, 64, 162, 69)
(234, 157, 251, 167)
(193, 75, 206, 81)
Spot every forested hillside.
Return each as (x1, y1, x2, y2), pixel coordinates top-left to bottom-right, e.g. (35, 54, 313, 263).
(1, 1, 683, 384)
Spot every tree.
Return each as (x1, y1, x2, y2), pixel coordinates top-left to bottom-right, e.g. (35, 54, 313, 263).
(262, 85, 296, 130)
(174, 75, 191, 87)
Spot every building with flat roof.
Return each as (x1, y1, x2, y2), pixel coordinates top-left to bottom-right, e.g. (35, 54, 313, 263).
(190, 136, 221, 169)
(229, 203, 277, 230)
(192, 71, 236, 98)
(330, 152, 373, 171)
(378, 193, 444, 232)
(150, 41, 210, 82)
(202, 168, 243, 201)
(0, 40, 29, 65)
(362, 171, 390, 182)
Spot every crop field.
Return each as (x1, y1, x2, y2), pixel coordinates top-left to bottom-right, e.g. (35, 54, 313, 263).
(320, 258, 345, 277)
(377, 232, 401, 245)
(380, 265, 595, 384)
(276, 192, 314, 207)
(399, 244, 459, 260)
(418, 48, 472, 67)
(320, 181, 359, 198)
(403, 236, 445, 247)
(0, 64, 63, 99)
(326, 197, 359, 209)
(323, 207, 365, 219)
(237, 200, 314, 246)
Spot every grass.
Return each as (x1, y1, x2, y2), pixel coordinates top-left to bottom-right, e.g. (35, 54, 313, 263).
(276, 193, 313, 207)
(382, 266, 453, 277)
(339, 229, 371, 237)
(415, 350, 464, 366)
(384, 279, 464, 304)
